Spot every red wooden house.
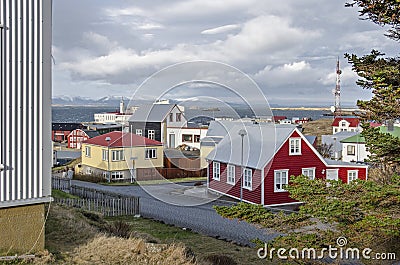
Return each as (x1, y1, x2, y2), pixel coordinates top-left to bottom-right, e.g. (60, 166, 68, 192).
(67, 129, 100, 149)
(52, 122, 83, 142)
(206, 124, 368, 206)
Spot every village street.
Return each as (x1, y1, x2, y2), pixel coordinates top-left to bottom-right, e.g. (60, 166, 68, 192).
(71, 180, 279, 246)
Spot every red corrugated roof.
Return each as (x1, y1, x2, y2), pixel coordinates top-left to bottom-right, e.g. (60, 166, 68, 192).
(83, 131, 162, 147)
(331, 117, 360, 127)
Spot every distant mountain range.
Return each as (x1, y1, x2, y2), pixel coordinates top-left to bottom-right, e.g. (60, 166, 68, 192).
(52, 96, 355, 109)
(52, 96, 135, 106)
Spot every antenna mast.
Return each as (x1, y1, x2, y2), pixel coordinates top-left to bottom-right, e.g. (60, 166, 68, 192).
(333, 57, 342, 117)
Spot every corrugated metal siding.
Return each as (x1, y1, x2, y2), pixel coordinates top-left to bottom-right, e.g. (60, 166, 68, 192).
(208, 162, 261, 204)
(264, 131, 326, 205)
(0, 0, 52, 204)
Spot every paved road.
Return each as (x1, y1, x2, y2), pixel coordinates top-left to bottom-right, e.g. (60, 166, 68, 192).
(72, 180, 279, 246)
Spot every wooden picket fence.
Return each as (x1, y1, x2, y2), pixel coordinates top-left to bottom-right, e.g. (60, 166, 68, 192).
(54, 197, 140, 217)
(52, 176, 71, 193)
(51, 176, 140, 216)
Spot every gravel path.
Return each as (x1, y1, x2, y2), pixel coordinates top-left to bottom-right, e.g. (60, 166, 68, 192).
(71, 180, 279, 246)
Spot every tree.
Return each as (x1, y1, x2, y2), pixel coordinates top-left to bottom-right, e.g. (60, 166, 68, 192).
(345, 0, 400, 170)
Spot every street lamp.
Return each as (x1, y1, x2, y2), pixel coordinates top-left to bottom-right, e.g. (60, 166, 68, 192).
(105, 136, 111, 183)
(238, 129, 247, 202)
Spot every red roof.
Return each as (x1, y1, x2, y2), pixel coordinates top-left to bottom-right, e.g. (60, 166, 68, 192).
(369, 122, 382, 128)
(83, 131, 162, 147)
(273, 116, 287, 122)
(331, 117, 360, 127)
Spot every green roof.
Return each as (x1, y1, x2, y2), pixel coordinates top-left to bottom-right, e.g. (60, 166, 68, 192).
(340, 126, 400, 144)
(340, 134, 366, 143)
(379, 125, 400, 138)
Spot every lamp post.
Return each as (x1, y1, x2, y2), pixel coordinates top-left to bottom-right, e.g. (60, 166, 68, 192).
(105, 136, 111, 182)
(238, 129, 247, 202)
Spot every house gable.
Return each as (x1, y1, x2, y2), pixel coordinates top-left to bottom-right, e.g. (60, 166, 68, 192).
(263, 130, 327, 205)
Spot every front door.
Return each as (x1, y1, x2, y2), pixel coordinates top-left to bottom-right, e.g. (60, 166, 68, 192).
(169, 134, 175, 148)
(326, 169, 339, 181)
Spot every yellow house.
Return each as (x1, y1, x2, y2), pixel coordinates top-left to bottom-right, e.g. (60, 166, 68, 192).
(80, 131, 163, 181)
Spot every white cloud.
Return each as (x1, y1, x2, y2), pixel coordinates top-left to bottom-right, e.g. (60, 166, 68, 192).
(282, 61, 311, 72)
(52, 0, 398, 105)
(201, 24, 240, 35)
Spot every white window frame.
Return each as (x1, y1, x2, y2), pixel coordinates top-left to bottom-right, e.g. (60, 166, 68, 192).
(227, 164, 235, 185)
(289, 138, 301, 155)
(102, 149, 108, 161)
(145, 148, 157, 159)
(112, 150, 124, 161)
(135, 129, 142, 136)
(347, 170, 358, 183)
(85, 146, 91, 157)
(213, 162, 220, 180)
(302, 167, 315, 180)
(243, 168, 252, 190)
(274, 169, 289, 192)
(147, 130, 155, 140)
(111, 171, 124, 180)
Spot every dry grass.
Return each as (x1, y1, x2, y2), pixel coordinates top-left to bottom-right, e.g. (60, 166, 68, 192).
(301, 119, 333, 145)
(71, 236, 194, 265)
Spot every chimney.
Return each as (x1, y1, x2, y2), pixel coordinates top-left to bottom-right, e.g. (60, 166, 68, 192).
(388, 120, 394, 132)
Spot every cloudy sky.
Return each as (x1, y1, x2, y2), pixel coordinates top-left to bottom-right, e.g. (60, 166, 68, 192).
(52, 0, 398, 106)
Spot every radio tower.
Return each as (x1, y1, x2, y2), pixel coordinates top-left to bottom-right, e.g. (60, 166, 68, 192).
(333, 57, 342, 117)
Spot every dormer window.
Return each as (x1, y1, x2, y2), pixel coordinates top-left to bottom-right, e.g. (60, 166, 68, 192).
(341, 121, 346, 127)
(289, 138, 301, 155)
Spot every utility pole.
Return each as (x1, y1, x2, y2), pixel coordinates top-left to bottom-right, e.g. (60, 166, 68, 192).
(333, 57, 342, 117)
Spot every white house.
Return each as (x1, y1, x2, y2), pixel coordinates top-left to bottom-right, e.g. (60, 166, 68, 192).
(167, 125, 208, 149)
(340, 134, 369, 163)
(332, 117, 361, 134)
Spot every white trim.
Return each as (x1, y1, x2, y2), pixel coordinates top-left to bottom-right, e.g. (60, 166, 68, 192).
(212, 161, 220, 180)
(289, 137, 302, 155)
(347, 170, 358, 183)
(261, 167, 265, 205)
(274, 169, 289, 192)
(226, 164, 235, 185)
(208, 187, 257, 205)
(242, 168, 252, 190)
(0, 197, 53, 209)
(264, 201, 303, 207)
(302, 167, 316, 180)
(326, 168, 339, 181)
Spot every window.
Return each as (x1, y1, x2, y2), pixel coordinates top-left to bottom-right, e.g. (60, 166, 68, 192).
(176, 113, 182, 122)
(111, 171, 124, 180)
(112, 150, 124, 161)
(289, 138, 301, 155)
(341, 121, 347, 127)
(274, 170, 289, 192)
(147, 130, 155, 140)
(145, 148, 157, 159)
(102, 149, 108, 161)
(136, 129, 142, 136)
(85, 146, 91, 157)
(194, 135, 201, 143)
(302, 168, 315, 180)
(347, 145, 355, 156)
(227, 165, 235, 184)
(334, 128, 338, 133)
(182, 134, 193, 142)
(348, 170, 358, 183)
(243, 168, 252, 189)
(213, 162, 220, 180)
(169, 113, 173, 122)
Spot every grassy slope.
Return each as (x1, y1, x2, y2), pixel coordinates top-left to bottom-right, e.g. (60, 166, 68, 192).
(301, 118, 333, 145)
(41, 201, 270, 265)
